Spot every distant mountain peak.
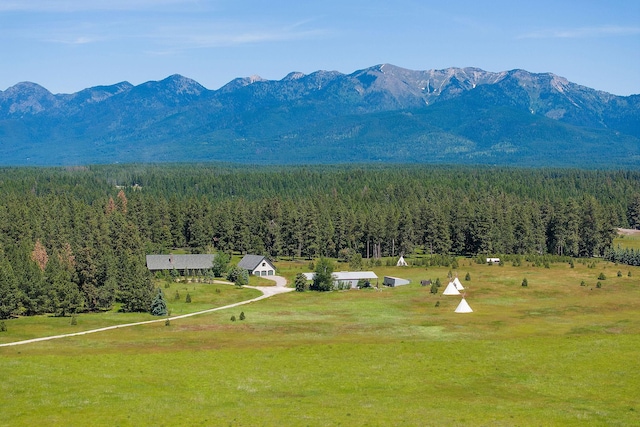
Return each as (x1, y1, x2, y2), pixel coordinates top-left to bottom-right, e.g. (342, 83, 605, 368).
(0, 64, 638, 167)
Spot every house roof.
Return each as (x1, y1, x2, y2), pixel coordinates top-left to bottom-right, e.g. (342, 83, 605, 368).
(146, 254, 214, 271)
(238, 254, 274, 270)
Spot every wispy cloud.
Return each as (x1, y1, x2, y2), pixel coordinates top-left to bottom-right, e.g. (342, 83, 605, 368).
(0, 0, 198, 12)
(519, 25, 640, 39)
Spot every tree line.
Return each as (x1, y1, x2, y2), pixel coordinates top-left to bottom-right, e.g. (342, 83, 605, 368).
(1, 164, 639, 319)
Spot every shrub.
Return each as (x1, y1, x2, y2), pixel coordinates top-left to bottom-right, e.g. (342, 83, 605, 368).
(0, 321, 6, 332)
(70, 315, 77, 325)
(569, 259, 575, 268)
(185, 293, 192, 303)
(164, 282, 170, 289)
(230, 315, 236, 322)
(629, 271, 632, 277)
(617, 270, 622, 277)
(596, 281, 602, 288)
(521, 278, 528, 287)
(464, 272, 471, 281)
(580, 280, 586, 286)
(165, 319, 170, 326)
(598, 272, 606, 280)
(430, 283, 438, 294)
(174, 290, 180, 301)
(435, 278, 441, 287)
(239, 311, 245, 321)
(295, 273, 307, 292)
(435, 301, 440, 307)
(215, 288, 221, 294)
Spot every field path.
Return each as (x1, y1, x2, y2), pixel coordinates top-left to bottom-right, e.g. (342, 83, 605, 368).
(0, 276, 292, 348)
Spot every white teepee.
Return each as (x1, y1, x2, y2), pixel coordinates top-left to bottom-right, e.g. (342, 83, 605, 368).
(453, 277, 464, 291)
(442, 281, 460, 295)
(396, 256, 408, 267)
(455, 297, 473, 313)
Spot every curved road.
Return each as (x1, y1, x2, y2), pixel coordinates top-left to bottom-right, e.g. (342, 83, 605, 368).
(0, 276, 293, 348)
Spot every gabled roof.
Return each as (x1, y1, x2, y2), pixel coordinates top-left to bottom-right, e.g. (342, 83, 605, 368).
(238, 254, 274, 270)
(146, 254, 214, 271)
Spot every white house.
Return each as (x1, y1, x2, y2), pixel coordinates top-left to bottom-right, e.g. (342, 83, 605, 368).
(238, 254, 276, 276)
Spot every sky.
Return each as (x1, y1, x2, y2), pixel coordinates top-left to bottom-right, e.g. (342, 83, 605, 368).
(0, 0, 638, 96)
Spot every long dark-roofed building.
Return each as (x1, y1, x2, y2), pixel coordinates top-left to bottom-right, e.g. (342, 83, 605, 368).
(146, 254, 214, 274)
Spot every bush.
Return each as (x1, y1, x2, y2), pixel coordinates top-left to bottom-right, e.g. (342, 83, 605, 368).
(185, 293, 192, 303)
(239, 311, 245, 321)
(569, 259, 575, 268)
(165, 319, 170, 326)
(596, 281, 602, 288)
(295, 273, 307, 292)
(629, 271, 633, 277)
(430, 283, 438, 294)
(464, 272, 471, 281)
(617, 270, 622, 277)
(435, 301, 440, 307)
(0, 321, 6, 332)
(174, 290, 180, 301)
(70, 315, 77, 325)
(598, 272, 606, 280)
(435, 278, 441, 287)
(521, 278, 528, 287)
(230, 315, 236, 322)
(580, 280, 586, 286)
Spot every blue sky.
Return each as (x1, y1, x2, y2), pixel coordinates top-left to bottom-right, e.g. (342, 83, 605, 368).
(1, 0, 638, 95)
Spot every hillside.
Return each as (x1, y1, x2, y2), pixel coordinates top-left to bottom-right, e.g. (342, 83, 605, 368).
(1, 64, 639, 167)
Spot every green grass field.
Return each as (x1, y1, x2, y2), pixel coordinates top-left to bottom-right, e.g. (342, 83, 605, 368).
(2, 259, 639, 426)
(614, 234, 640, 250)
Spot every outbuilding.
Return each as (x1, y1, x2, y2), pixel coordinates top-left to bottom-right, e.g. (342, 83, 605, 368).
(238, 254, 276, 276)
(302, 271, 379, 289)
(383, 276, 410, 287)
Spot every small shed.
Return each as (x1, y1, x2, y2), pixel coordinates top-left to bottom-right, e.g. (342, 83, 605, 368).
(383, 276, 410, 287)
(238, 254, 276, 276)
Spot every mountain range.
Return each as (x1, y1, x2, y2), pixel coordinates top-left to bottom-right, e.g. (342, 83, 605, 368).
(1, 64, 639, 167)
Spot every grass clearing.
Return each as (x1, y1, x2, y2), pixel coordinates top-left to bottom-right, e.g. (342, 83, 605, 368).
(2, 259, 639, 426)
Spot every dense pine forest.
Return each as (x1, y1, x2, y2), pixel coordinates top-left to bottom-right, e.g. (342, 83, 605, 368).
(1, 164, 640, 319)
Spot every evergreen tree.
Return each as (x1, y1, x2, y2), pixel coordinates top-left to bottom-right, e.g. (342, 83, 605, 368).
(150, 288, 168, 316)
(0, 250, 19, 319)
(295, 273, 307, 292)
(211, 250, 230, 277)
(310, 257, 334, 291)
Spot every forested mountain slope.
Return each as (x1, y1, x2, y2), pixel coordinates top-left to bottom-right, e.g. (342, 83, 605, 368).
(1, 164, 640, 318)
(1, 65, 639, 167)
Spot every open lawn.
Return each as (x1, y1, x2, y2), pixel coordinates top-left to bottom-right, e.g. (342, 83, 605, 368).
(2, 259, 639, 426)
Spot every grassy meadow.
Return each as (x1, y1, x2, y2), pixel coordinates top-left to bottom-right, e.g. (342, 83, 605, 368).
(1, 257, 639, 426)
